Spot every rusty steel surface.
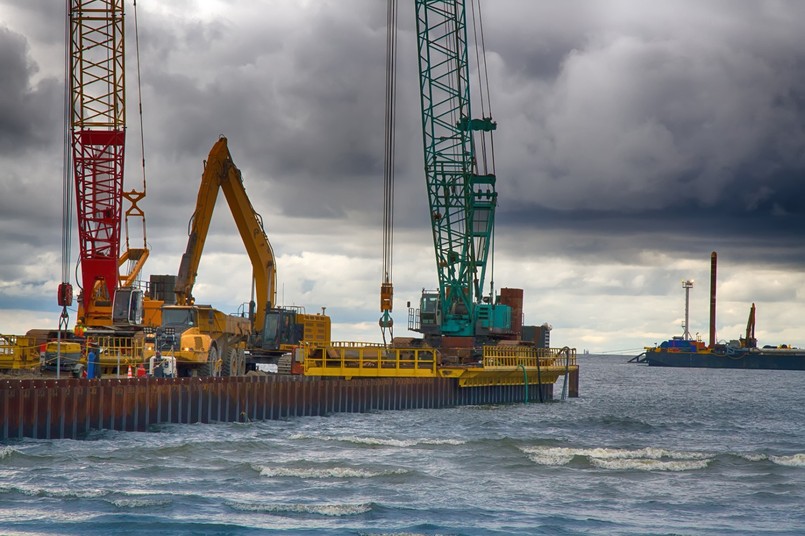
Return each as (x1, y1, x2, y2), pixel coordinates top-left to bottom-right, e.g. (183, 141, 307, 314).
(1, 375, 554, 441)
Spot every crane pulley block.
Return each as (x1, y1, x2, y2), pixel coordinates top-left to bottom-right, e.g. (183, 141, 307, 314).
(457, 116, 497, 132)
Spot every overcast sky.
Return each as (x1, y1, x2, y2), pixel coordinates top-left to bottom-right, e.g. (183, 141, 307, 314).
(1, 0, 804, 354)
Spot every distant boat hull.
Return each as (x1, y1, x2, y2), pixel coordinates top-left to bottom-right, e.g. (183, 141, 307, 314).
(645, 348, 805, 370)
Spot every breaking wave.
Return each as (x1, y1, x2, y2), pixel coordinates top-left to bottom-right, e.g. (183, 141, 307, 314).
(520, 445, 713, 471)
(289, 433, 465, 447)
(254, 465, 408, 479)
(11, 486, 108, 499)
(228, 501, 372, 516)
(731, 452, 805, 467)
(769, 453, 805, 467)
(105, 496, 173, 508)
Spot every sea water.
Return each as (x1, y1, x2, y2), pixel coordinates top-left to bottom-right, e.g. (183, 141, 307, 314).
(1, 354, 803, 535)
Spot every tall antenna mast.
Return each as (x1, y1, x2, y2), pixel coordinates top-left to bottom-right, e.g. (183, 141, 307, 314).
(682, 279, 694, 340)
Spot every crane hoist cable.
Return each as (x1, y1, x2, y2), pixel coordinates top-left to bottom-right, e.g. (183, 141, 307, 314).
(124, 0, 149, 252)
(380, 0, 399, 346)
(469, 0, 498, 302)
(59, 0, 73, 332)
(469, 0, 495, 175)
(121, 0, 149, 284)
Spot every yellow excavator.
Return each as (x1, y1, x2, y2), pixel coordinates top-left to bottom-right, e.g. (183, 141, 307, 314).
(144, 136, 330, 376)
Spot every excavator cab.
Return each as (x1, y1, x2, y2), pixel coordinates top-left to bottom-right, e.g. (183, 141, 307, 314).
(259, 308, 304, 353)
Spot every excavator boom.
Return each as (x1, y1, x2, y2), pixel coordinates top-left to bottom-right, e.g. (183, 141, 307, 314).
(176, 137, 277, 334)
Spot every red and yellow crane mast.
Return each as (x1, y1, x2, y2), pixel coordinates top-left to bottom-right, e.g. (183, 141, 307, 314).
(70, 0, 126, 316)
(66, 0, 147, 327)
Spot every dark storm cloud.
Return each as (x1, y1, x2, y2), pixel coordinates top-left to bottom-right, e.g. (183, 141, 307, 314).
(0, 21, 63, 275)
(131, 3, 396, 225)
(4, 0, 805, 347)
(0, 26, 60, 154)
(470, 0, 805, 271)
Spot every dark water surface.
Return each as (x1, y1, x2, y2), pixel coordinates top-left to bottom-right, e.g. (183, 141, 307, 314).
(1, 355, 803, 535)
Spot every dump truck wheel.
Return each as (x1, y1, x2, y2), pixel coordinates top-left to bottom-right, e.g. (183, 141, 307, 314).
(200, 345, 220, 377)
(235, 349, 246, 376)
(223, 348, 236, 377)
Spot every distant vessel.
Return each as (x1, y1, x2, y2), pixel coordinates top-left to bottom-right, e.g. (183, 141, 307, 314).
(633, 252, 805, 370)
(640, 336, 805, 370)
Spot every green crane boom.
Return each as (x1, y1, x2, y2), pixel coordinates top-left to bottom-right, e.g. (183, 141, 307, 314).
(412, 0, 507, 339)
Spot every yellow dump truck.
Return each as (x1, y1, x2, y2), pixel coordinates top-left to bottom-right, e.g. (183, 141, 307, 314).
(143, 304, 251, 377)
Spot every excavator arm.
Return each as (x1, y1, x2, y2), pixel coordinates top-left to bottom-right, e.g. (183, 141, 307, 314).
(176, 137, 277, 334)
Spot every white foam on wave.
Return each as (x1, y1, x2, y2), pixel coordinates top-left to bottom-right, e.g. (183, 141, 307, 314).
(520, 445, 712, 471)
(0, 446, 17, 459)
(230, 501, 372, 516)
(769, 453, 805, 467)
(359, 533, 448, 536)
(106, 496, 172, 508)
(255, 465, 408, 479)
(290, 433, 464, 447)
(738, 452, 768, 462)
(590, 457, 711, 471)
(13, 485, 107, 499)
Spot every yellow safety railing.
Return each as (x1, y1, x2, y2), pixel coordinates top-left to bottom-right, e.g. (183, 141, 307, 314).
(481, 346, 577, 369)
(304, 343, 439, 378)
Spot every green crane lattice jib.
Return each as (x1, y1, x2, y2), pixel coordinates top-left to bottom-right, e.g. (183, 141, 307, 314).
(415, 0, 497, 336)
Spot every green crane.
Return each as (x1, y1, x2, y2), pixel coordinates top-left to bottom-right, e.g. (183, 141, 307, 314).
(410, 0, 511, 341)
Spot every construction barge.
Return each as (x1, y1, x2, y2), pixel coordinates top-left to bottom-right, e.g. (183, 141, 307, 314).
(1, 344, 578, 441)
(633, 252, 805, 370)
(0, 2, 584, 443)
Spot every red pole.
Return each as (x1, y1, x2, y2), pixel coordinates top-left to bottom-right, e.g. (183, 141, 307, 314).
(709, 251, 717, 348)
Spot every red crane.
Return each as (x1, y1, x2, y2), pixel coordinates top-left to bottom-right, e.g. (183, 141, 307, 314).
(61, 0, 148, 329)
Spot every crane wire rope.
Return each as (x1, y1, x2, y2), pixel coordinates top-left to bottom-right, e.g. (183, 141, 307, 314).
(123, 0, 149, 262)
(469, 0, 495, 175)
(57, 0, 76, 378)
(60, 0, 74, 328)
(134, 0, 148, 211)
(380, 0, 398, 345)
(382, 0, 398, 288)
(61, 0, 73, 290)
(468, 0, 498, 302)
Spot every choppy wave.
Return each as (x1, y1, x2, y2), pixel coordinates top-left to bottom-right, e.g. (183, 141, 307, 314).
(289, 433, 465, 447)
(590, 457, 711, 471)
(254, 464, 408, 479)
(520, 445, 713, 471)
(732, 452, 805, 467)
(105, 496, 173, 508)
(11, 485, 109, 499)
(769, 453, 805, 467)
(358, 533, 452, 536)
(228, 500, 372, 516)
(0, 446, 17, 459)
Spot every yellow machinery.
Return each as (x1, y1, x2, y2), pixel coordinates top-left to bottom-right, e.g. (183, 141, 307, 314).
(42, 340, 84, 375)
(66, 0, 162, 335)
(143, 305, 250, 377)
(0, 334, 41, 372)
(144, 137, 330, 376)
(303, 341, 576, 386)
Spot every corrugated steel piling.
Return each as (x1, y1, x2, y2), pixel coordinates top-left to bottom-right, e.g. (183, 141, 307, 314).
(1, 374, 558, 440)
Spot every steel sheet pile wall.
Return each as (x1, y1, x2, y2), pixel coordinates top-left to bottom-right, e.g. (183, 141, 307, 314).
(1, 375, 553, 440)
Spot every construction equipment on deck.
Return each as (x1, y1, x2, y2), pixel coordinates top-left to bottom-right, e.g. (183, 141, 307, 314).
(144, 137, 330, 376)
(405, 1, 521, 355)
(65, 0, 157, 332)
